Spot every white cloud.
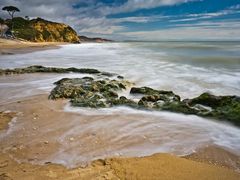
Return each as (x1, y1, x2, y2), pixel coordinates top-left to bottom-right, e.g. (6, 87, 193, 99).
(169, 8, 240, 23)
(109, 0, 195, 14)
(0, 0, 239, 40)
(119, 21, 240, 40)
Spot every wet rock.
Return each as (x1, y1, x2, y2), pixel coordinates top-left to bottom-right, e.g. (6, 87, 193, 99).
(0, 65, 117, 77)
(184, 92, 240, 126)
(25, 67, 240, 127)
(117, 75, 124, 79)
(160, 101, 198, 114)
(66, 67, 100, 74)
(50, 77, 132, 108)
(131, 87, 180, 102)
(130, 87, 159, 95)
(71, 97, 107, 108)
(108, 96, 137, 108)
(100, 72, 116, 77)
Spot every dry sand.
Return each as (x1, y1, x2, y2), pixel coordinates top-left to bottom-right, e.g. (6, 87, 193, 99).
(0, 38, 66, 55)
(0, 94, 239, 179)
(0, 151, 239, 180)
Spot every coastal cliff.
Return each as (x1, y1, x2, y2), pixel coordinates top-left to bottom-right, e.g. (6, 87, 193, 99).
(79, 35, 113, 43)
(5, 17, 80, 43)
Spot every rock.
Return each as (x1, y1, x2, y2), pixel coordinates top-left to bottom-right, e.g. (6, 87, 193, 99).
(117, 75, 124, 79)
(102, 91, 118, 98)
(6, 17, 80, 43)
(130, 87, 180, 102)
(130, 87, 159, 95)
(0, 66, 117, 77)
(184, 93, 240, 126)
(49, 76, 133, 108)
(160, 102, 198, 114)
(67, 67, 100, 74)
(6, 65, 237, 127)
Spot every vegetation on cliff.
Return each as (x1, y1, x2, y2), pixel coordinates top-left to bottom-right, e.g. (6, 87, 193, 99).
(4, 17, 80, 43)
(79, 35, 113, 43)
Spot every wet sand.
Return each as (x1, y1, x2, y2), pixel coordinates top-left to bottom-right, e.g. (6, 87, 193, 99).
(0, 112, 15, 131)
(0, 94, 239, 179)
(0, 38, 66, 55)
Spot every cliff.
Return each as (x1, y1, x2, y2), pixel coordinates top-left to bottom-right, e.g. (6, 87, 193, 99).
(79, 35, 112, 43)
(5, 17, 80, 43)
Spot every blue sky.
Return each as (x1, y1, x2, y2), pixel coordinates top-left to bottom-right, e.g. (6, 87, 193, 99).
(1, 0, 240, 40)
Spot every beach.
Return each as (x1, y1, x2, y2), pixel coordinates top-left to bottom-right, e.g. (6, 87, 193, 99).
(0, 38, 66, 55)
(0, 94, 239, 180)
(0, 39, 240, 179)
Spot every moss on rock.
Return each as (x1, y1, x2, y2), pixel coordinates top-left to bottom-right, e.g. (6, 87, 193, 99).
(1, 65, 239, 127)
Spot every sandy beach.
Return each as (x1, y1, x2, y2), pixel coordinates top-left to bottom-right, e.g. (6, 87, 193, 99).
(0, 151, 239, 180)
(0, 38, 66, 55)
(1, 0, 240, 178)
(0, 39, 240, 179)
(0, 93, 239, 179)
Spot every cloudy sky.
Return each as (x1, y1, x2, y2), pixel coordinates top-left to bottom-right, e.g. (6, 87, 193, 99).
(0, 0, 240, 40)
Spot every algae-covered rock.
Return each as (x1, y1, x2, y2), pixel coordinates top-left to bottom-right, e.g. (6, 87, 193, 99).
(130, 86, 181, 110)
(130, 87, 180, 102)
(108, 96, 137, 108)
(0, 65, 111, 76)
(2, 65, 238, 126)
(49, 78, 240, 126)
(184, 93, 240, 126)
(49, 77, 132, 108)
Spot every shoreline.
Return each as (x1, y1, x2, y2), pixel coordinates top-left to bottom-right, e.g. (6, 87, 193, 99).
(0, 43, 240, 179)
(0, 94, 239, 179)
(0, 38, 68, 55)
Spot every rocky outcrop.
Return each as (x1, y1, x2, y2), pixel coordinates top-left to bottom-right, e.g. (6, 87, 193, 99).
(49, 77, 240, 127)
(5, 17, 79, 43)
(79, 35, 113, 43)
(0, 66, 239, 127)
(0, 65, 116, 76)
(184, 93, 240, 125)
(49, 77, 133, 108)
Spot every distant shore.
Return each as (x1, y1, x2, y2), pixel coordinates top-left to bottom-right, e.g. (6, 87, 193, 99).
(0, 38, 67, 55)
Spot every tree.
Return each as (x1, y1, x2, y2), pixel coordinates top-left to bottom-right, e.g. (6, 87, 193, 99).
(2, 6, 20, 36)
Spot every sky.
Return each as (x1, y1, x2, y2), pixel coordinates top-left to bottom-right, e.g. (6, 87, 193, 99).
(0, 0, 240, 41)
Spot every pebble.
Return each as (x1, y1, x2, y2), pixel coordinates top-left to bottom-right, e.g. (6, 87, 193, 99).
(44, 141, 49, 144)
(69, 137, 74, 141)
